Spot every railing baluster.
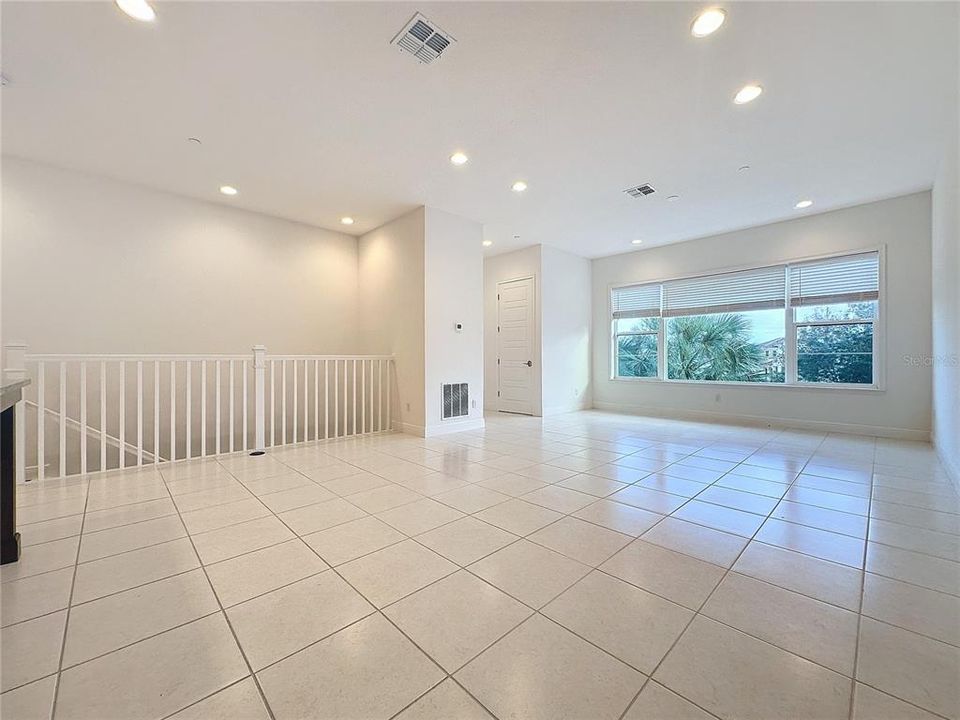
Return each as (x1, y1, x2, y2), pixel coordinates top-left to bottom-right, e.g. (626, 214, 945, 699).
(80, 362, 87, 474)
(342, 360, 347, 436)
(334, 360, 339, 438)
(169, 361, 176, 461)
(386, 359, 392, 431)
(137, 361, 143, 466)
(242, 359, 248, 452)
(229, 360, 235, 453)
(324, 359, 329, 440)
(361, 359, 366, 435)
(281, 360, 287, 445)
(59, 362, 66, 478)
(38, 362, 45, 481)
(118, 361, 125, 470)
(378, 359, 383, 433)
(185, 362, 192, 460)
(99, 361, 106, 471)
(153, 362, 160, 464)
(201, 360, 207, 457)
(352, 359, 358, 437)
(293, 359, 298, 443)
(303, 359, 309, 442)
(269, 360, 276, 448)
(314, 360, 319, 441)
(215, 361, 221, 455)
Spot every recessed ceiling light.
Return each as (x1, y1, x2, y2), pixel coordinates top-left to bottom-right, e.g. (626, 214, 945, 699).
(734, 84, 763, 105)
(219, 185, 238, 196)
(115, 0, 155, 22)
(738, 165, 751, 173)
(482, 240, 493, 247)
(691, 8, 726, 37)
(666, 195, 680, 202)
(632, 239, 643, 245)
(340, 217, 355, 225)
(511, 181, 528, 193)
(794, 199, 813, 209)
(450, 152, 469, 166)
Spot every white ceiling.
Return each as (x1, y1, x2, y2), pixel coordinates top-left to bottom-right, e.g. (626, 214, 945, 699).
(2, 1, 957, 258)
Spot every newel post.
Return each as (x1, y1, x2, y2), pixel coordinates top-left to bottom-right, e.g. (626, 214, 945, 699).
(4, 342, 27, 483)
(251, 345, 267, 456)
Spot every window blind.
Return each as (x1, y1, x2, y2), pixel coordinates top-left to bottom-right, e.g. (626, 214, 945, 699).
(662, 265, 786, 317)
(789, 252, 879, 307)
(612, 283, 661, 319)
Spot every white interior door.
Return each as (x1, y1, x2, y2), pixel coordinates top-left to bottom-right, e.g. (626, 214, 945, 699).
(497, 277, 535, 415)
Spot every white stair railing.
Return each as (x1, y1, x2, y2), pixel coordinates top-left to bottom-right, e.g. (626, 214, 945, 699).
(2, 344, 394, 483)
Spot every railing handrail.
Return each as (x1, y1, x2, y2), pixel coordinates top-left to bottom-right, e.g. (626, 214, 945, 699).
(20, 352, 393, 361)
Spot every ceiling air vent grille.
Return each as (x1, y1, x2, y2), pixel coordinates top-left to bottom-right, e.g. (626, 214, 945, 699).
(392, 13, 456, 64)
(625, 183, 656, 198)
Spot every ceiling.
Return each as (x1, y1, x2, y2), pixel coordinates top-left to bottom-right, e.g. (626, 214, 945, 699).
(2, 1, 957, 258)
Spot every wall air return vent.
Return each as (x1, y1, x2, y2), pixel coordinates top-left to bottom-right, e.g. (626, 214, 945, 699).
(625, 183, 656, 198)
(441, 383, 469, 420)
(391, 13, 456, 64)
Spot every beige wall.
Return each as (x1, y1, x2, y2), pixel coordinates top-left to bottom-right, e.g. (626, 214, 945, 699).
(423, 208, 484, 435)
(357, 208, 426, 433)
(541, 245, 591, 415)
(2, 157, 359, 355)
(932, 103, 960, 482)
(592, 193, 934, 440)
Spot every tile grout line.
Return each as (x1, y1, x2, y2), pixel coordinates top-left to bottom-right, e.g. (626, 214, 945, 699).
(847, 436, 878, 720)
(49, 486, 91, 720)
(155, 458, 279, 720)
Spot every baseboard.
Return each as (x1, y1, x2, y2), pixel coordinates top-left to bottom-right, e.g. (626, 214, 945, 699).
(423, 417, 486, 437)
(401, 417, 486, 438)
(592, 400, 930, 442)
(932, 431, 960, 490)
(542, 399, 592, 417)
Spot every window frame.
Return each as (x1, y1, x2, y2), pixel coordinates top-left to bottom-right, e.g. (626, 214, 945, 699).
(612, 319, 661, 381)
(609, 246, 885, 391)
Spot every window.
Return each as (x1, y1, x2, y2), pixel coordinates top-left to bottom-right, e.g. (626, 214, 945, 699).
(612, 283, 661, 379)
(611, 250, 881, 387)
(790, 253, 880, 385)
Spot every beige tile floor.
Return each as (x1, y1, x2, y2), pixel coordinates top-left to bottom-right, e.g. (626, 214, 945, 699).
(2, 410, 959, 720)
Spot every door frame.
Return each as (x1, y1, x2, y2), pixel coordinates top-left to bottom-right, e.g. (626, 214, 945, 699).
(496, 274, 537, 415)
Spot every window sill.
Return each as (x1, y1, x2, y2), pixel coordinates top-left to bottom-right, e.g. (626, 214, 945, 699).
(608, 376, 884, 392)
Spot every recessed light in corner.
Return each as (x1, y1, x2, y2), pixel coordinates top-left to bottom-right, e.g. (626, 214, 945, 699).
(482, 240, 493, 247)
(115, 0, 156, 22)
(666, 195, 680, 202)
(450, 152, 469, 166)
(794, 199, 813, 209)
(631, 239, 643, 245)
(733, 84, 763, 105)
(691, 8, 726, 37)
(219, 185, 238, 196)
(340, 217, 355, 225)
(511, 181, 528, 193)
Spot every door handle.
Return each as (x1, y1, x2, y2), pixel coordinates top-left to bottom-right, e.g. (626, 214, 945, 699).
(525, 360, 533, 367)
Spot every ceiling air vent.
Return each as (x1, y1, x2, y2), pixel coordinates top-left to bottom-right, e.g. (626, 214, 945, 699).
(391, 13, 456, 64)
(625, 183, 656, 198)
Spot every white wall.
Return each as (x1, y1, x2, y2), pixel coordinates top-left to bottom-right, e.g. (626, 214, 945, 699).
(932, 104, 959, 482)
(423, 208, 484, 435)
(2, 157, 359, 354)
(483, 246, 542, 414)
(592, 193, 934, 440)
(541, 245, 591, 415)
(357, 208, 425, 432)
